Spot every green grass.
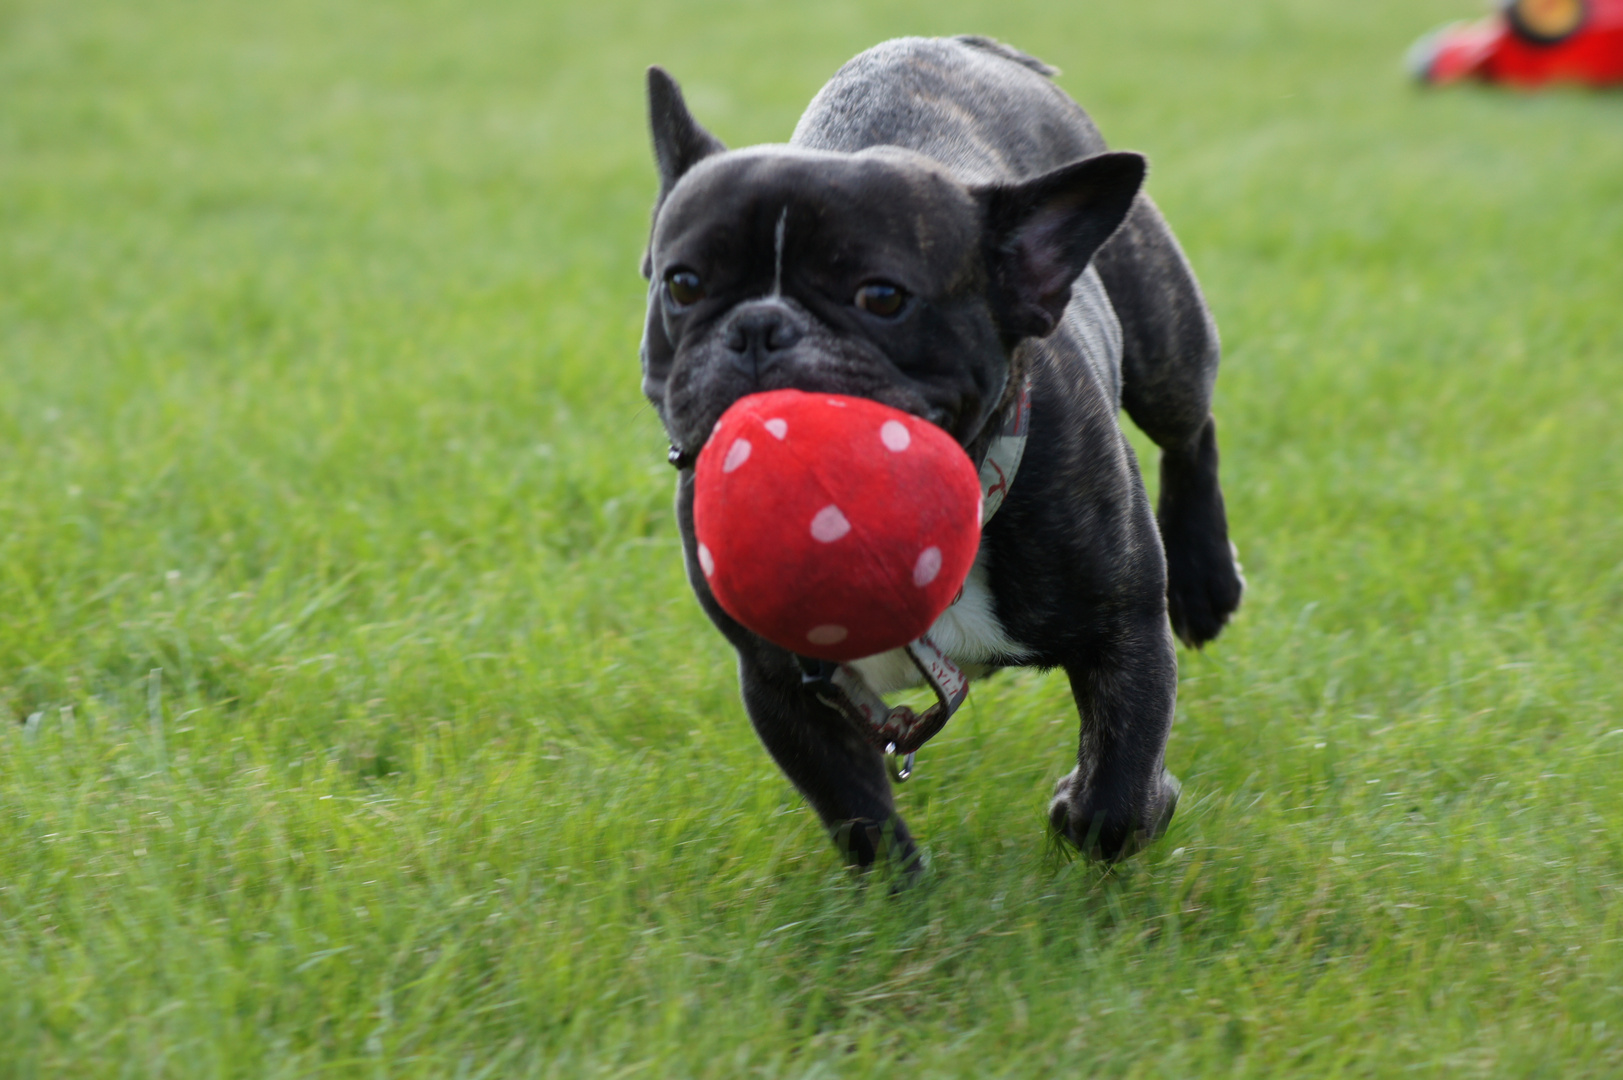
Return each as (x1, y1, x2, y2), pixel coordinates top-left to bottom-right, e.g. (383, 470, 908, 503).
(3, 0, 1622, 1074)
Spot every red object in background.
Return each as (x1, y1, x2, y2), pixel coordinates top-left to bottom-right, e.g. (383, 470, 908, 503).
(693, 390, 982, 663)
(1410, 0, 1623, 85)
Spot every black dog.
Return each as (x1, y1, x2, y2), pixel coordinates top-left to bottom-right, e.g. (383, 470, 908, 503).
(639, 37, 1243, 869)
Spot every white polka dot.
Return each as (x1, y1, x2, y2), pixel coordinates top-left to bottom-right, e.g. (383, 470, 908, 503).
(722, 438, 752, 473)
(809, 504, 851, 543)
(763, 418, 788, 440)
(977, 493, 985, 524)
(807, 624, 848, 646)
(697, 543, 714, 577)
(912, 546, 942, 587)
(880, 420, 911, 452)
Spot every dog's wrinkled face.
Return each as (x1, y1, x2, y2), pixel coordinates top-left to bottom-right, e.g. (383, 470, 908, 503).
(643, 147, 1007, 455)
(640, 67, 1146, 460)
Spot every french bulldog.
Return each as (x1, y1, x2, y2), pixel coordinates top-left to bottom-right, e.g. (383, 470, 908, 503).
(639, 36, 1244, 871)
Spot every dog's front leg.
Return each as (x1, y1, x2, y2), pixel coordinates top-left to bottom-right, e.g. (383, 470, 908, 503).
(674, 470, 917, 873)
(736, 654, 918, 872)
(1048, 612, 1181, 861)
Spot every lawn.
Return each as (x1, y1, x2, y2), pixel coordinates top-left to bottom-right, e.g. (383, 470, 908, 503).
(2, 0, 1621, 1075)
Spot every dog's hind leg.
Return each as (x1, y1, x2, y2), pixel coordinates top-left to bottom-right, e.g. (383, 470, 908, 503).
(1093, 194, 1244, 646)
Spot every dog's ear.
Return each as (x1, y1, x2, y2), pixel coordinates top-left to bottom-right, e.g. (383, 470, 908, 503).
(976, 151, 1145, 340)
(644, 66, 726, 278)
(648, 66, 726, 195)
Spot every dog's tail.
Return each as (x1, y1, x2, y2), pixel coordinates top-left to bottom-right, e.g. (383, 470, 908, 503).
(951, 35, 1060, 78)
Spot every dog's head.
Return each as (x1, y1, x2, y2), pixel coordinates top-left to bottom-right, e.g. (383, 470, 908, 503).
(640, 67, 1144, 458)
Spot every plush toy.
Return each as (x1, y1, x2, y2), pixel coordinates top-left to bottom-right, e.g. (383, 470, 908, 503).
(692, 390, 982, 663)
(1410, 0, 1623, 86)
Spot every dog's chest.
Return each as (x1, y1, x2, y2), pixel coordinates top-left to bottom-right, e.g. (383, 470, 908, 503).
(848, 268, 1120, 697)
(847, 546, 1030, 695)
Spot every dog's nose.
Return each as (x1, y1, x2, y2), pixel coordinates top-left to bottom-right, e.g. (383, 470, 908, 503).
(723, 300, 805, 378)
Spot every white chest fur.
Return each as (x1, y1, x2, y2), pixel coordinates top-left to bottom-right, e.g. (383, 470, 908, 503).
(847, 546, 1030, 695)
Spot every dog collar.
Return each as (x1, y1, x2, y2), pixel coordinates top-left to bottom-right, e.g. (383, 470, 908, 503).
(975, 374, 1031, 525)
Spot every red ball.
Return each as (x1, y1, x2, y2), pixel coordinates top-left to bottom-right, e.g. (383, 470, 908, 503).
(693, 390, 982, 662)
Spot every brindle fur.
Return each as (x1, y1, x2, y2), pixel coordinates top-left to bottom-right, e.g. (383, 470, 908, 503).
(640, 36, 1243, 870)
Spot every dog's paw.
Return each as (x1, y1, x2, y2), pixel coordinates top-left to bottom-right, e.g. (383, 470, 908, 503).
(1166, 538, 1245, 648)
(1048, 768, 1181, 862)
(1158, 416, 1244, 648)
(832, 816, 924, 885)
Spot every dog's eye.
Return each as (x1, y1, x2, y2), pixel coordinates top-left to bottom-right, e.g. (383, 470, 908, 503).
(855, 282, 906, 318)
(665, 269, 705, 308)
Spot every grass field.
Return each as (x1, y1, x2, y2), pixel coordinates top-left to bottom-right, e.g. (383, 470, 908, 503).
(3, 0, 1622, 1075)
